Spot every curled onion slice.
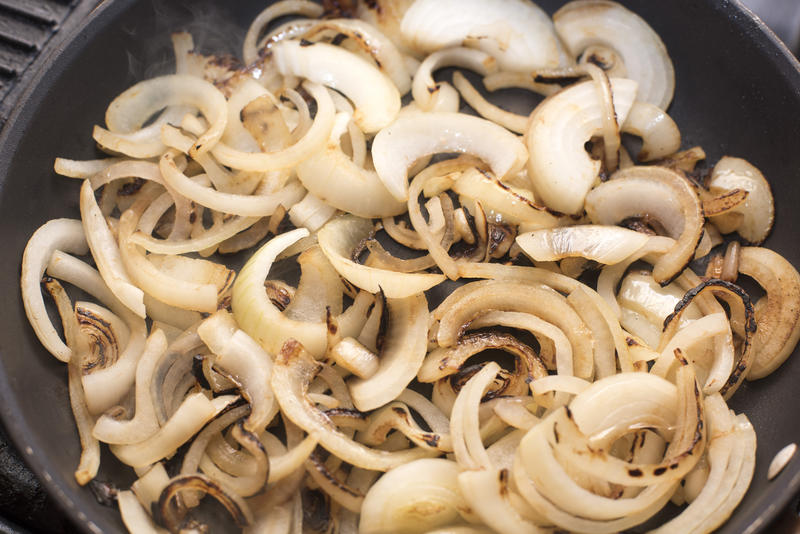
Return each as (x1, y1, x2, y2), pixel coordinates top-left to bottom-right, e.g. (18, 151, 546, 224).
(271, 40, 400, 133)
(585, 166, 704, 285)
(622, 101, 681, 161)
(517, 225, 648, 264)
(401, 0, 563, 72)
(707, 156, 774, 244)
(271, 339, 434, 471)
(318, 215, 445, 298)
(372, 112, 528, 202)
(21, 219, 88, 362)
(411, 47, 497, 111)
(526, 78, 638, 215)
(554, 0, 675, 109)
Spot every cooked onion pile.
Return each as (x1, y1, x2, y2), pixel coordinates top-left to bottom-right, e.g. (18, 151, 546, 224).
(19, 1, 800, 533)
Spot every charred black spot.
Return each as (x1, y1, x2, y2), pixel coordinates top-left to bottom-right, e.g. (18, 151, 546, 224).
(553, 423, 560, 444)
(189, 210, 197, 224)
(391, 406, 408, 417)
(653, 467, 667, 476)
(625, 336, 639, 347)
(427, 84, 439, 94)
(422, 433, 440, 447)
(300, 39, 315, 47)
(88, 480, 119, 507)
(119, 177, 145, 196)
(628, 468, 643, 477)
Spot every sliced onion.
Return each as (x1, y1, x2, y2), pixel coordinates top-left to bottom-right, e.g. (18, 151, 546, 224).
(554, 0, 675, 109)
(271, 40, 400, 133)
(272, 339, 433, 471)
(411, 47, 497, 111)
(451, 71, 528, 134)
(317, 215, 445, 298)
(110, 393, 237, 468)
(739, 247, 800, 379)
(359, 458, 466, 534)
(585, 166, 704, 285)
(21, 219, 88, 362)
(526, 78, 638, 215)
(622, 101, 681, 161)
(517, 225, 648, 264)
(99, 74, 226, 157)
(458, 468, 542, 534)
(372, 112, 528, 201)
(242, 0, 324, 65)
(401, 0, 563, 71)
(707, 156, 774, 244)
(304, 18, 412, 94)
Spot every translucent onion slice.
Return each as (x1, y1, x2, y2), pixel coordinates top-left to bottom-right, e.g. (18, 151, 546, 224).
(348, 293, 429, 411)
(554, 0, 675, 109)
(294, 128, 405, 219)
(197, 311, 277, 434)
(271, 339, 433, 471)
(99, 74, 226, 157)
(517, 225, 648, 264)
(458, 468, 546, 534)
(212, 81, 335, 172)
(242, 0, 324, 65)
(622, 101, 681, 161)
(159, 151, 305, 217)
(451, 167, 559, 228)
(271, 40, 400, 133)
(80, 180, 146, 317)
(304, 18, 412, 95)
(129, 215, 260, 255)
(110, 393, 237, 468)
(411, 47, 497, 111)
(91, 329, 167, 445)
(585, 166, 704, 285)
(317, 215, 445, 298)
(372, 112, 528, 201)
(451, 71, 528, 134)
(118, 490, 167, 534)
(401, 0, 563, 71)
(526, 78, 638, 215)
(21, 218, 88, 362)
(739, 247, 800, 379)
(359, 458, 466, 534)
(707, 156, 774, 244)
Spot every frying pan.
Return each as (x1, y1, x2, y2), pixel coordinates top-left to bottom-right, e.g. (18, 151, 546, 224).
(0, 0, 798, 532)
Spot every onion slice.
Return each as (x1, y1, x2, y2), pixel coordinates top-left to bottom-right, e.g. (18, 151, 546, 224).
(526, 78, 638, 215)
(517, 225, 648, 264)
(707, 156, 774, 244)
(554, 0, 675, 109)
(372, 112, 528, 202)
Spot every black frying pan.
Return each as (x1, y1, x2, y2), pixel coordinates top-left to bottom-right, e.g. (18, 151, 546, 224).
(0, 0, 799, 532)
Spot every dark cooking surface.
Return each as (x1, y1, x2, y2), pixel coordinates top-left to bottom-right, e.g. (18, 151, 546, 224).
(1, 1, 800, 533)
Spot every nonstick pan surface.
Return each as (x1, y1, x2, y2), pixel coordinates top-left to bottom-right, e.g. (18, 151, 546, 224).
(0, 1, 799, 532)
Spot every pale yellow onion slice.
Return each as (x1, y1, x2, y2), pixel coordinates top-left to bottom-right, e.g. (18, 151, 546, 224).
(159, 151, 305, 217)
(118, 210, 223, 314)
(372, 112, 528, 201)
(287, 191, 337, 233)
(118, 490, 167, 534)
(91, 329, 167, 445)
(451, 71, 528, 134)
(294, 129, 405, 219)
(585, 166, 704, 284)
(242, 0, 324, 65)
(708, 156, 774, 244)
(129, 215, 260, 255)
(100, 74, 226, 157)
(451, 167, 559, 228)
(622, 101, 681, 161)
(271, 40, 400, 133)
(231, 228, 371, 358)
(93, 106, 191, 159)
(739, 247, 800, 379)
(359, 459, 466, 534)
(197, 311, 277, 434)
(526, 78, 638, 215)
(45, 252, 149, 414)
(54, 157, 123, 179)
(303, 18, 412, 95)
(458, 468, 544, 534)
(401, 0, 563, 71)
(317, 215, 445, 298)
(212, 81, 334, 172)
(517, 225, 648, 264)
(348, 293, 428, 411)
(450, 361, 502, 470)
(110, 394, 237, 468)
(554, 0, 675, 109)
(272, 339, 434, 471)
(21, 218, 88, 362)
(412, 47, 497, 111)
(80, 180, 145, 318)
